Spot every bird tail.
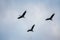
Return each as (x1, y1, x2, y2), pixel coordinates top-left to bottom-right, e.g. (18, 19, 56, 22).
(50, 18, 52, 20)
(23, 16, 25, 18)
(32, 30, 34, 32)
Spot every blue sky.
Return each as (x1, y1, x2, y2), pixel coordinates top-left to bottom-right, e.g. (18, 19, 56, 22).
(0, 0, 60, 40)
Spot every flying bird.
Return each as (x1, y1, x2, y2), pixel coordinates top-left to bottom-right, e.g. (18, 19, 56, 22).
(17, 10, 26, 19)
(46, 13, 55, 21)
(27, 24, 35, 32)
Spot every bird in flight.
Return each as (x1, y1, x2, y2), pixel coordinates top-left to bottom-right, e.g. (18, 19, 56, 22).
(27, 24, 35, 32)
(45, 13, 55, 21)
(17, 10, 26, 19)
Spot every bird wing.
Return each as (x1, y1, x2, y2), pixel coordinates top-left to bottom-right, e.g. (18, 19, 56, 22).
(46, 18, 50, 20)
(22, 11, 26, 17)
(18, 14, 23, 19)
(50, 13, 55, 19)
(31, 24, 35, 30)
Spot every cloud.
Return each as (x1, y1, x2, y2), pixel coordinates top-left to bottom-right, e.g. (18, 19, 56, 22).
(0, 0, 60, 40)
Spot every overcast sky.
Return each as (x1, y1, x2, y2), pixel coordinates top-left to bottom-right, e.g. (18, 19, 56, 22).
(0, 0, 60, 40)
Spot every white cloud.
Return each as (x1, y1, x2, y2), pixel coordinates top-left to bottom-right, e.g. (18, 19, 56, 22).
(0, 1, 60, 40)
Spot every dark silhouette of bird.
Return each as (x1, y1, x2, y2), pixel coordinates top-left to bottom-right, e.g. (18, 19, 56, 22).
(46, 13, 55, 21)
(17, 10, 26, 19)
(27, 24, 35, 32)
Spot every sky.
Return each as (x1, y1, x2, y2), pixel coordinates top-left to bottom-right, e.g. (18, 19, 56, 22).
(0, 0, 60, 40)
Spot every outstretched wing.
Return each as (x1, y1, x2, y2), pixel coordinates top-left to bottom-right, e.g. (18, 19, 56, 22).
(50, 13, 55, 19)
(46, 18, 50, 20)
(22, 10, 26, 17)
(31, 24, 35, 30)
(18, 15, 22, 19)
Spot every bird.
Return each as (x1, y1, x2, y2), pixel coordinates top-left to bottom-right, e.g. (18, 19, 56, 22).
(17, 10, 26, 19)
(27, 24, 35, 32)
(45, 13, 55, 21)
